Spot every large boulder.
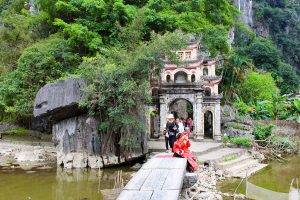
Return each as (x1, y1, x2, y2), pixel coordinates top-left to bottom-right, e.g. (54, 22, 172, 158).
(53, 115, 101, 168)
(34, 78, 86, 121)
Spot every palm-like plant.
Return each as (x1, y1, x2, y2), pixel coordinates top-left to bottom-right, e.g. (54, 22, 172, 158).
(220, 53, 253, 102)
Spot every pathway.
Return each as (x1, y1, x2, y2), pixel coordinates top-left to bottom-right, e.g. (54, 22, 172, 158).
(148, 139, 268, 178)
(117, 153, 187, 200)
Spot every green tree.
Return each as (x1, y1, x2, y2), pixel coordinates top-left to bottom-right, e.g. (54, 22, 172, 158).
(277, 63, 299, 94)
(0, 35, 81, 119)
(238, 71, 280, 102)
(79, 29, 187, 155)
(240, 38, 281, 71)
(220, 53, 253, 101)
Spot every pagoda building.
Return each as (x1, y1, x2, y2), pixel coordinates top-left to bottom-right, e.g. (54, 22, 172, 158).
(150, 40, 222, 140)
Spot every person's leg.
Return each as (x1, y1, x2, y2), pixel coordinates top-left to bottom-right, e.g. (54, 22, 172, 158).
(165, 136, 169, 150)
(169, 136, 176, 150)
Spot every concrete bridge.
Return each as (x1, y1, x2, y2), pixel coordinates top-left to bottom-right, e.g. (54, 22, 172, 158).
(117, 153, 187, 200)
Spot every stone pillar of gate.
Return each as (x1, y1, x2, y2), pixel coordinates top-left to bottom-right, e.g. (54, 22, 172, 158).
(159, 96, 167, 134)
(193, 94, 204, 141)
(214, 101, 222, 141)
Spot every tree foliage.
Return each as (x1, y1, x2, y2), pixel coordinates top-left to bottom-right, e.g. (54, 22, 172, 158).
(79, 28, 187, 150)
(253, 0, 300, 72)
(0, 35, 81, 118)
(238, 71, 279, 102)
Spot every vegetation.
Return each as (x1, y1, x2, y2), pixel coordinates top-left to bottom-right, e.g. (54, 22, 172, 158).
(223, 155, 237, 162)
(0, 0, 298, 156)
(0, 0, 239, 125)
(0, 35, 81, 120)
(3, 128, 30, 135)
(234, 95, 300, 123)
(238, 71, 279, 102)
(254, 123, 275, 140)
(229, 136, 253, 147)
(253, 0, 300, 72)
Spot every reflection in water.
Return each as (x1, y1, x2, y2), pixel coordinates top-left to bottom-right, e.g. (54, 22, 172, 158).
(0, 166, 133, 200)
(218, 155, 300, 194)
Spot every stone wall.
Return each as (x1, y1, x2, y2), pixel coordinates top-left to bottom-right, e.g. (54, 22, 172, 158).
(254, 120, 300, 136)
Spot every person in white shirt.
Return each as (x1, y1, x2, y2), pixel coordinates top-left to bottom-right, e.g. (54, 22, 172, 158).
(176, 118, 184, 137)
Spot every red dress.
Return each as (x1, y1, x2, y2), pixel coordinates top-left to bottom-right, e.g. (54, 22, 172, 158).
(173, 133, 199, 172)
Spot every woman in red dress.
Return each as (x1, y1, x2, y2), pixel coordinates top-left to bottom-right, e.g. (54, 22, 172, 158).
(173, 128, 199, 172)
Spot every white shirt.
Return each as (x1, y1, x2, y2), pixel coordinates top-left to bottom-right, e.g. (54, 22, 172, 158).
(178, 122, 184, 133)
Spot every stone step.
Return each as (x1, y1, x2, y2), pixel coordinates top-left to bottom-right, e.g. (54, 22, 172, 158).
(191, 142, 223, 155)
(215, 154, 253, 170)
(197, 148, 247, 164)
(147, 140, 223, 154)
(225, 159, 259, 175)
(234, 163, 268, 178)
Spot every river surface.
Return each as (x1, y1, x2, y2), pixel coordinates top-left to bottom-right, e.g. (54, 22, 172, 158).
(217, 155, 300, 194)
(0, 165, 134, 200)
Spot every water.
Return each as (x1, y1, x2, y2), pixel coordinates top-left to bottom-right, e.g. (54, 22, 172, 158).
(217, 155, 300, 194)
(0, 166, 134, 200)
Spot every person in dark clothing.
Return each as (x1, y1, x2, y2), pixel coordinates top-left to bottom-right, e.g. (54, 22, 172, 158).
(164, 114, 179, 152)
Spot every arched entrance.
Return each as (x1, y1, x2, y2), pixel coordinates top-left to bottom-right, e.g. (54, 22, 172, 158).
(169, 99, 193, 120)
(174, 71, 188, 83)
(204, 111, 213, 138)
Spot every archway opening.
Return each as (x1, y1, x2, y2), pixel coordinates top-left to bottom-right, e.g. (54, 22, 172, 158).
(174, 71, 188, 83)
(166, 75, 171, 83)
(204, 88, 211, 96)
(204, 111, 213, 138)
(203, 67, 208, 76)
(191, 74, 196, 82)
(169, 98, 193, 123)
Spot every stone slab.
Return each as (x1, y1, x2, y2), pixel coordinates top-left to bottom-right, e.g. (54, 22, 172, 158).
(142, 155, 187, 170)
(140, 169, 168, 191)
(197, 147, 247, 163)
(124, 169, 152, 190)
(151, 190, 180, 200)
(162, 168, 186, 190)
(117, 191, 153, 200)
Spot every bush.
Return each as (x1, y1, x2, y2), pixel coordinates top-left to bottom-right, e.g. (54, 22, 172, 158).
(238, 71, 280, 102)
(254, 123, 275, 140)
(229, 136, 253, 147)
(270, 135, 294, 149)
(223, 134, 230, 143)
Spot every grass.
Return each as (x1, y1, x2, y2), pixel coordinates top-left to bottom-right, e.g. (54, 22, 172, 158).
(4, 128, 31, 135)
(223, 155, 237, 162)
(229, 136, 253, 147)
(225, 122, 250, 131)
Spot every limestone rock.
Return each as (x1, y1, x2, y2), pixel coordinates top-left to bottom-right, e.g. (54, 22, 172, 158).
(130, 163, 142, 171)
(183, 173, 198, 189)
(215, 170, 223, 177)
(221, 105, 254, 137)
(34, 78, 86, 121)
(234, 0, 253, 27)
(53, 115, 100, 168)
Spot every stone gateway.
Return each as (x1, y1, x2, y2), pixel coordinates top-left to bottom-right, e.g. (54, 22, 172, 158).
(150, 40, 222, 140)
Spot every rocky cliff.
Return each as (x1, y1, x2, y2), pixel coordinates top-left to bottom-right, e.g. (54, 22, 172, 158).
(234, 0, 253, 27)
(34, 78, 147, 169)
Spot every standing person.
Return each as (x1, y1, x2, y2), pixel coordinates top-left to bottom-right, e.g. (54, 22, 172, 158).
(188, 117, 193, 132)
(181, 117, 187, 128)
(176, 118, 184, 136)
(164, 114, 178, 152)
